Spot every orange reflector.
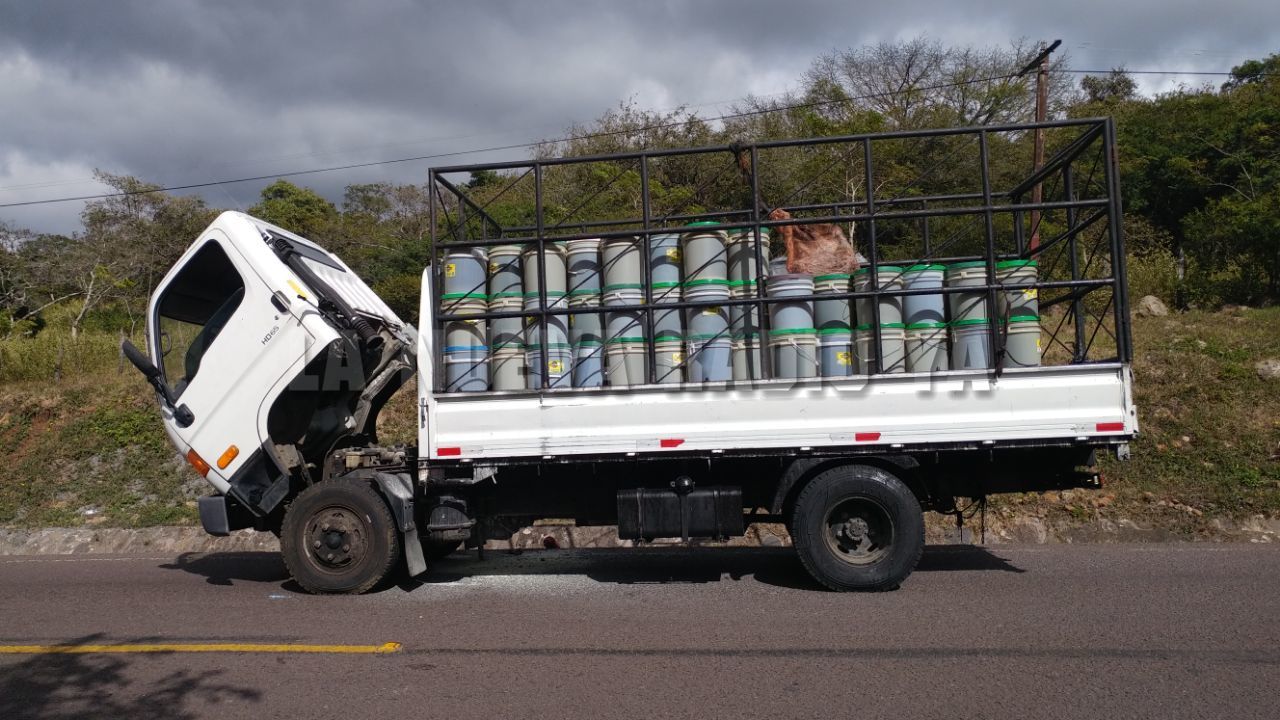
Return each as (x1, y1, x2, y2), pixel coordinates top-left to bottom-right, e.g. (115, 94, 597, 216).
(186, 449, 210, 477)
(216, 445, 240, 469)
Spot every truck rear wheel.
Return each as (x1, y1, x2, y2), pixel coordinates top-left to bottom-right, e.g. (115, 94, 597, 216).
(280, 478, 401, 594)
(790, 464, 923, 592)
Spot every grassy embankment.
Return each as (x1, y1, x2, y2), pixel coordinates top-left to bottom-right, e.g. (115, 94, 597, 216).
(0, 308, 1276, 533)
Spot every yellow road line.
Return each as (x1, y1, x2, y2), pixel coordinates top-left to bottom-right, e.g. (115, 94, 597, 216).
(0, 642, 401, 655)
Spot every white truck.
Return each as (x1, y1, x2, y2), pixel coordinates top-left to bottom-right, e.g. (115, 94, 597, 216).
(124, 119, 1137, 593)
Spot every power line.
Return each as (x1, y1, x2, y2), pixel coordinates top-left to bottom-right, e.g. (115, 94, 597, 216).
(0, 72, 1021, 210)
(1058, 68, 1275, 76)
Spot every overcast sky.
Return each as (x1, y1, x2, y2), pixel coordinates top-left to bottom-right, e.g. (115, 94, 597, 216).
(2, 0, 1276, 234)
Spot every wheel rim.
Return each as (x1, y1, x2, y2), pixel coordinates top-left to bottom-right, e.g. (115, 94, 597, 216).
(304, 505, 370, 573)
(822, 496, 893, 566)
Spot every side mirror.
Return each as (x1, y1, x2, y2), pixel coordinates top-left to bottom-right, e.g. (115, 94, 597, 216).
(121, 339, 194, 427)
(122, 339, 162, 382)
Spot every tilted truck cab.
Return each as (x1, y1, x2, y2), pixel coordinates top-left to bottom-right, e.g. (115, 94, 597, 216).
(131, 211, 413, 532)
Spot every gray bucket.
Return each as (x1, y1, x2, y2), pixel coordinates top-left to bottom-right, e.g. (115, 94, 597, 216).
(905, 322, 949, 373)
(687, 335, 732, 382)
(487, 245, 522, 297)
(604, 309, 645, 345)
(654, 339, 685, 384)
(1001, 315, 1042, 369)
(950, 319, 992, 370)
(605, 340, 648, 386)
(525, 314, 569, 349)
(652, 283, 684, 341)
(443, 344, 489, 393)
(853, 266, 904, 327)
(817, 329, 854, 377)
(572, 342, 605, 387)
(945, 262, 990, 323)
(566, 238, 602, 298)
(767, 274, 815, 333)
(902, 264, 946, 325)
(727, 228, 770, 285)
(526, 344, 572, 389)
(729, 283, 762, 339)
(442, 247, 488, 298)
(488, 295, 524, 348)
(490, 344, 526, 391)
(681, 223, 728, 284)
(649, 234, 682, 286)
(769, 329, 818, 379)
(732, 335, 763, 381)
(602, 237, 642, 289)
(768, 256, 789, 276)
(440, 294, 486, 318)
(996, 260, 1039, 319)
(814, 273, 852, 332)
(854, 324, 906, 374)
(521, 242, 567, 304)
(444, 318, 487, 349)
(684, 281, 730, 341)
(569, 307, 604, 346)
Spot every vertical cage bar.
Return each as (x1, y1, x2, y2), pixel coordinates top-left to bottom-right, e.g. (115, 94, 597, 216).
(1102, 119, 1132, 362)
(979, 130, 1002, 371)
(534, 163, 549, 391)
(640, 156, 656, 384)
(1063, 163, 1086, 362)
(864, 138, 882, 374)
(751, 145, 772, 380)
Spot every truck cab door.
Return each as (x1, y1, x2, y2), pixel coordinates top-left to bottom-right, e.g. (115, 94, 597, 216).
(148, 228, 315, 507)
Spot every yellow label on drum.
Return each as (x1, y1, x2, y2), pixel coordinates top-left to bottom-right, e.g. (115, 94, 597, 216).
(1036, 338, 1043, 352)
(548, 360, 564, 374)
(837, 351, 852, 366)
(1023, 288, 1038, 299)
(703, 306, 721, 315)
(444, 263, 457, 278)
(666, 248, 681, 261)
(672, 352, 685, 364)
(488, 262, 499, 274)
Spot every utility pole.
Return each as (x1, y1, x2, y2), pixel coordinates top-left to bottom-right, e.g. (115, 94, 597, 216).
(1018, 39, 1061, 252)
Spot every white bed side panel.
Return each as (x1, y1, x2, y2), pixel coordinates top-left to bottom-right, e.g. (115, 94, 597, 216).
(421, 366, 1135, 459)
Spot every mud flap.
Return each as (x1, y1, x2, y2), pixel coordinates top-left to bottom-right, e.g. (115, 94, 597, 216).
(372, 472, 427, 578)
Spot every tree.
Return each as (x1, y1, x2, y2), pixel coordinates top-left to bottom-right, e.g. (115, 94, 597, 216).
(249, 180, 340, 242)
(1081, 70, 1138, 104)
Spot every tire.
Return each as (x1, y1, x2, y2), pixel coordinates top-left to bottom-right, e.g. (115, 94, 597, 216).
(789, 464, 924, 592)
(280, 478, 401, 594)
(422, 540, 462, 562)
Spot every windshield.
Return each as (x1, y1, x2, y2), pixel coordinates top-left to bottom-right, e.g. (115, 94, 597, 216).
(154, 242, 246, 396)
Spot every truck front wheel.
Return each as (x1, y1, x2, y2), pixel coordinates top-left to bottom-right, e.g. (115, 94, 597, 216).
(280, 478, 401, 594)
(790, 464, 924, 592)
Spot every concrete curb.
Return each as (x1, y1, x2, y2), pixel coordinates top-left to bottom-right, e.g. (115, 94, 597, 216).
(2, 513, 1277, 556)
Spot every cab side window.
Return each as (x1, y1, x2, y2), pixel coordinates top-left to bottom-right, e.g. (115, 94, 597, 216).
(154, 242, 246, 396)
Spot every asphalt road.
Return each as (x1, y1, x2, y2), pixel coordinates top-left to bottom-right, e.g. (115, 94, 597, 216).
(1, 544, 1277, 720)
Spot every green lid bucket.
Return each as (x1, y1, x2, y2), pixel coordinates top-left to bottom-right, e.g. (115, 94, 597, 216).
(949, 317, 991, 327)
(996, 259, 1039, 270)
(907, 321, 948, 330)
(1006, 315, 1040, 324)
(946, 260, 988, 270)
(854, 323, 907, 331)
(904, 264, 947, 273)
(854, 265, 904, 275)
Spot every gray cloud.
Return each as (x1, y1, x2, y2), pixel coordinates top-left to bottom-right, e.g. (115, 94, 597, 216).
(1, 0, 1276, 233)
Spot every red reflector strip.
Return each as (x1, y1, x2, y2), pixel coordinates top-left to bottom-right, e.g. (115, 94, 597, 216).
(437, 447, 462, 457)
(855, 432, 881, 442)
(1096, 422, 1125, 432)
(659, 439, 685, 448)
